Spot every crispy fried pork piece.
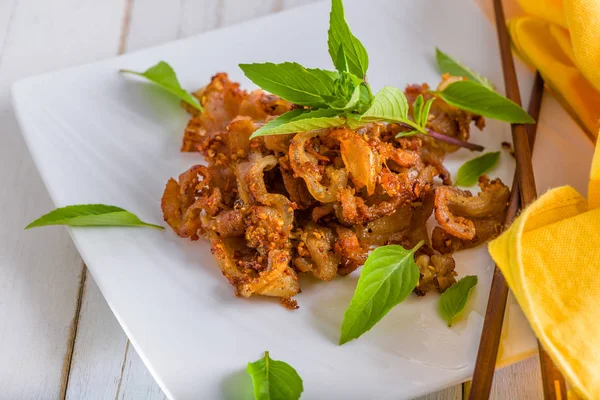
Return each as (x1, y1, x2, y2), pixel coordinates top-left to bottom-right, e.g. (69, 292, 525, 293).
(414, 253, 457, 295)
(238, 249, 300, 298)
(243, 155, 295, 254)
(201, 209, 245, 237)
(334, 225, 368, 276)
(403, 192, 435, 248)
(356, 205, 412, 246)
(239, 90, 292, 120)
(296, 223, 340, 281)
(279, 156, 316, 210)
(326, 128, 381, 195)
(182, 73, 246, 152)
(289, 131, 348, 203)
(434, 176, 510, 240)
(432, 177, 508, 252)
(161, 164, 231, 240)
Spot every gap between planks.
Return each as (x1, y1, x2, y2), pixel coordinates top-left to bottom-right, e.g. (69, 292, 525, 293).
(60, 1, 135, 398)
(59, 265, 88, 400)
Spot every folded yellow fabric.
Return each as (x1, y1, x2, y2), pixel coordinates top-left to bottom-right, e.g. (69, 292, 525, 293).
(508, 0, 600, 139)
(488, 1, 600, 398)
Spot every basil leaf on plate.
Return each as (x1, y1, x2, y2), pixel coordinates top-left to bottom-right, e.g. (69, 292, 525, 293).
(438, 81, 534, 124)
(239, 62, 338, 107)
(339, 241, 423, 345)
(25, 204, 163, 229)
(362, 86, 409, 123)
(328, 0, 369, 78)
(435, 48, 494, 90)
(120, 61, 202, 111)
(455, 151, 501, 187)
(250, 109, 346, 138)
(246, 351, 303, 400)
(438, 275, 478, 327)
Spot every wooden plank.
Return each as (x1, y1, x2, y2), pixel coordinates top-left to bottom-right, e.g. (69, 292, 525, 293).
(0, 0, 126, 399)
(491, 357, 543, 400)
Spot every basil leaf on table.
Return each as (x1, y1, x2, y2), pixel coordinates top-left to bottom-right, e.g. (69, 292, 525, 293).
(362, 86, 409, 123)
(246, 351, 303, 400)
(339, 241, 424, 345)
(455, 151, 501, 187)
(438, 81, 535, 124)
(328, 0, 369, 78)
(438, 275, 478, 327)
(239, 62, 338, 107)
(250, 109, 346, 138)
(25, 204, 163, 229)
(435, 48, 494, 90)
(120, 61, 202, 111)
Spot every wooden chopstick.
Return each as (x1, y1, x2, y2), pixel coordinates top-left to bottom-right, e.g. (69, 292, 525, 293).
(469, 0, 569, 398)
(468, 71, 543, 399)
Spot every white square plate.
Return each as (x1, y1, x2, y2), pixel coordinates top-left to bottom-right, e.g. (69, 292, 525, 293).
(12, 0, 593, 398)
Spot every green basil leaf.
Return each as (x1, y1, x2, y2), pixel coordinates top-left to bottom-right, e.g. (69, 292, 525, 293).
(339, 241, 424, 345)
(362, 86, 409, 122)
(438, 81, 535, 123)
(246, 351, 303, 400)
(120, 61, 202, 111)
(435, 48, 494, 90)
(250, 109, 346, 138)
(455, 151, 501, 187)
(25, 204, 163, 229)
(239, 62, 337, 107)
(396, 130, 418, 138)
(328, 0, 369, 78)
(413, 94, 424, 127)
(327, 71, 363, 110)
(335, 44, 349, 74)
(421, 98, 435, 127)
(438, 275, 478, 327)
(356, 83, 373, 114)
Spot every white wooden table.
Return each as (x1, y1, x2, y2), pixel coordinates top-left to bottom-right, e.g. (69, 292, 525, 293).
(0, 0, 544, 398)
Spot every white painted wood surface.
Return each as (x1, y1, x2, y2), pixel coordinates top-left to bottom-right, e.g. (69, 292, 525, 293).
(0, 0, 542, 398)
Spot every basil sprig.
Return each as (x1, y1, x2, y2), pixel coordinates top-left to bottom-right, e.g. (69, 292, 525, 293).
(243, 0, 533, 140)
(246, 351, 303, 400)
(25, 204, 163, 229)
(438, 275, 478, 327)
(120, 61, 202, 111)
(455, 151, 501, 187)
(339, 241, 423, 345)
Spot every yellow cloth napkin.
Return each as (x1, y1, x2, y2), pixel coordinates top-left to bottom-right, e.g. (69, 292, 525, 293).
(507, 0, 600, 139)
(488, 1, 600, 398)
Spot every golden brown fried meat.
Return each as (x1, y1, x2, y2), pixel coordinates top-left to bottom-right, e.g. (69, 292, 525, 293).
(414, 253, 457, 295)
(289, 131, 348, 203)
(162, 75, 509, 307)
(434, 176, 510, 241)
(432, 176, 509, 252)
(161, 164, 230, 240)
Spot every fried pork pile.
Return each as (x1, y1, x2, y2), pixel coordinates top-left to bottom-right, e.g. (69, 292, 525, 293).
(162, 73, 510, 308)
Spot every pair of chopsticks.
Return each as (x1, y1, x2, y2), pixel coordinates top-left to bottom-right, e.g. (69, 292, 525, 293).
(469, 0, 568, 398)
